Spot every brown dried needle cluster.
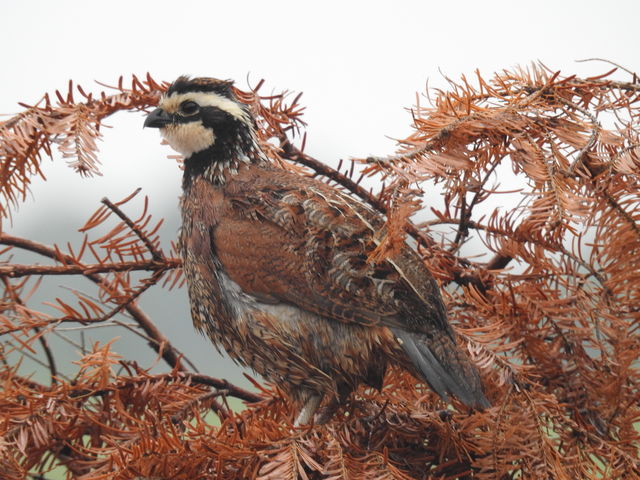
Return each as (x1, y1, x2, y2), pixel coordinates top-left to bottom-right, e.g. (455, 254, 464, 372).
(1, 65, 639, 479)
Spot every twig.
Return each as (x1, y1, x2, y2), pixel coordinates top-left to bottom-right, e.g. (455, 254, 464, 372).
(575, 58, 637, 77)
(363, 140, 440, 167)
(0, 233, 190, 372)
(185, 373, 262, 403)
(1, 277, 58, 384)
(0, 258, 180, 278)
(101, 195, 164, 261)
(95, 269, 165, 324)
(279, 134, 385, 212)
(170, 389, 231, 424)
(607, 143, 640, 172)
(2, 338, 73, 383)
(61, 371, 262, 404)
(556, 96, 601, 176)
(452, 155, 505, 251)
(55, 321, 138, 331)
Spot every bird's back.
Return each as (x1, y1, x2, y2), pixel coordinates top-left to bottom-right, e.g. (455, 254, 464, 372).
(180, 162, 488, 409)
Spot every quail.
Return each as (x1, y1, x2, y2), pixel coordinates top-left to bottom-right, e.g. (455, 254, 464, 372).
(144, 76, 489, 425)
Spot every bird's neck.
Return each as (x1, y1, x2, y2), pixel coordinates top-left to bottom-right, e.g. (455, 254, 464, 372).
(182, 129, 267, 189)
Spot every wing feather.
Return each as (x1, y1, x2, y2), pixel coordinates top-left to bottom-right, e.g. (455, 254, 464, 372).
(218, 171, 450, 335)
(215, 167, 489, 408)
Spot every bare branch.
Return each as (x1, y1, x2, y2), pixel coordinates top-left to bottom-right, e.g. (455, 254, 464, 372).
(0, 233, 188, 372)
(101, 193, 165, 261)
(0, 259, 179, 278)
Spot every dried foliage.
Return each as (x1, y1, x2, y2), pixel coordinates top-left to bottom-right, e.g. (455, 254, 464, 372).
(1, 63, 639, 479)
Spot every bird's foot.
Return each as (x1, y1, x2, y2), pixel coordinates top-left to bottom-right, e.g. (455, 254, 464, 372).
(293, 394, 322, 426)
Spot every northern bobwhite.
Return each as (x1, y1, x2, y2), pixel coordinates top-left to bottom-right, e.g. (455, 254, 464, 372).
(144, 76, 489, 425)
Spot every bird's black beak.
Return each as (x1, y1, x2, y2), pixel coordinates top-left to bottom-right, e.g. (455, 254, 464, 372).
(144, 108, 173, 128)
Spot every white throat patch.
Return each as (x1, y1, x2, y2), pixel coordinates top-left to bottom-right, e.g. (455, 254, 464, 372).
(160, 122, 215, 157)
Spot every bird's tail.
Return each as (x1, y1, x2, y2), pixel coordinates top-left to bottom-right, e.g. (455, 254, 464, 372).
(392, 328, 490, 409)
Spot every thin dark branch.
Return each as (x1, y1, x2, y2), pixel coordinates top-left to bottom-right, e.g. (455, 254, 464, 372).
(99, 269, 165, 323)
(186, 373, 262, 403)
(279, 135, 385, 212)
(101, 194, 164, 261)
(452, 155, 505, 250)
(1, 277, 58, 384)
(64, 371, 262, 404)
(171, 389, 232, 424)
(0, 233, 191, 372)
(556, 95, 601, 175)
(575, 58, 637, 77)
(35, 327, 57, 384)
(0, 258, 180, 278)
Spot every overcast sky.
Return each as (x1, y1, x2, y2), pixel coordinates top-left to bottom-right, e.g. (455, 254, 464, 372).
(3, 0, 637, 230)
(1, 0, 637, 385)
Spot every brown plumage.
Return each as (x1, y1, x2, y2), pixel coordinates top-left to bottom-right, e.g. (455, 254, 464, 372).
(144, 76, 489, 424)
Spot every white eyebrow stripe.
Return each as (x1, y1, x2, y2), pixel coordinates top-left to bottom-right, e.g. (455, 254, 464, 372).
(160, 91, 248, 121)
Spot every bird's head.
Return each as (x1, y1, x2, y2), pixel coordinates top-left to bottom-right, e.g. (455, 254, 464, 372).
(144, 76, 256, 159)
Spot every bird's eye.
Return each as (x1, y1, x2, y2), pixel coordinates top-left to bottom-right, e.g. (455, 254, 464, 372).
(179, 101, 200, 116)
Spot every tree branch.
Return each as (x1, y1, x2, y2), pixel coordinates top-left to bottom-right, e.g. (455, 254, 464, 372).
(101, 193, 165, 261)
(0, 258, 180, 278)
(0, 233, 189, 372)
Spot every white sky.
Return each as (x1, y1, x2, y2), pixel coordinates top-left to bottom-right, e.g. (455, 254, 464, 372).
(1, 0, 637, 383)
(2, 0, 637, 230)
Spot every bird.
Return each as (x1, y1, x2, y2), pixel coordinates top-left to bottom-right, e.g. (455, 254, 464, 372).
(144, 76, 489, 425)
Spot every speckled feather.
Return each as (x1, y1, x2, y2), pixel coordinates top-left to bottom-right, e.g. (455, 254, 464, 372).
(148, 77, 489, 423)
(180, 163, 488, 411)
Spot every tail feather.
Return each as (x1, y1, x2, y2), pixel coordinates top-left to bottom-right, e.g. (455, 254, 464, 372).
(393, 328, 490, 409)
